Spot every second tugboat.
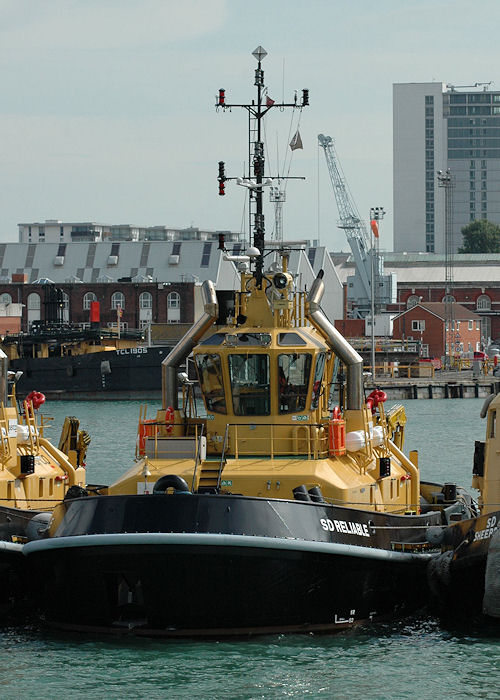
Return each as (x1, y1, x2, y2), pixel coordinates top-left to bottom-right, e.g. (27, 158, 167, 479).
(427, 392, 500, 622)
(25, 48, 479, 636)
(0, 349, 88, 619)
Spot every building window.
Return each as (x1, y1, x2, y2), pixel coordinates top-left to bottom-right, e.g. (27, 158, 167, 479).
(468, 320, 473, 330)
(406, 295, 420, 309)
(83, 291, 97, 310)
(167, 291, 181, 323)
(442, 294, 456, 303)
(167, 291, 180, 309)
(412, 320, 425, 332)
(62, 291, 70, 322)
(111, 291, 125, 310)
(139, 291, 153, 309)
(27, 293, 41, 310)
(476, 294, 491, 310)
(200, 242, 212, 267)
(0, 293, 12, 304)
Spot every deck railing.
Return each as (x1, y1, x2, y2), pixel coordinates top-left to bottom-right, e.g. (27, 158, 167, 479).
(138, 419, 330, 461)
(222, 423, 330, 460)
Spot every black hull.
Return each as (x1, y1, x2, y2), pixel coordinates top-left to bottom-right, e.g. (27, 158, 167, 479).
(10, 346, 169, 400)
(427, 511, 500, 621)
(0, 507, 43, 620)
(25, 494, 440, 636)
(0, 542, 28, 620)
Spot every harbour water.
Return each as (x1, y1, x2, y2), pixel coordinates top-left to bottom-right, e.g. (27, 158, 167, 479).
(1, 399, 499, 699)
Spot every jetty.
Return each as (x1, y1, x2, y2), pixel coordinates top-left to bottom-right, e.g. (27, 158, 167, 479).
(365, 370, 500, 400)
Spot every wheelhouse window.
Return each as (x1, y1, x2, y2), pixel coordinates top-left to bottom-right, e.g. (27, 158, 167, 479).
(228, 353, 270, 416)
(311, 353, 326, 409)
(278, 353, 312, 414)
(194, 353, 226, 414)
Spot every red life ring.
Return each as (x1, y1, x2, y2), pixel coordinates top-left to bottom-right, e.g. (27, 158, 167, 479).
(165, 406, 175, 434)
(366, 389, 387, 413)
(25, 391, 46, 410)
(328, 406, 346, 457)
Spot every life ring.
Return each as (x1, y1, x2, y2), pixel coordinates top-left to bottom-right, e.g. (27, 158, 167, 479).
(137, 419, 156, 456)
(25, 391, 46, 410)
(153, 475, 191, 494)
(165, 405, 175, 434)
(328, 405, 346, 457)
(366, 389, 387, 413)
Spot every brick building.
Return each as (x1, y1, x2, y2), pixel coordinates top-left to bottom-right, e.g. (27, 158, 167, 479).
(0, 281, 195, 333)
(334, 253, 500, 345)
(392, 302, 481, 358)
(396, 285, 499, 346)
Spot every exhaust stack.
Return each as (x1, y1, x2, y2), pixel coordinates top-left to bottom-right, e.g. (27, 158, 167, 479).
(306, 271, 364, 410)
(162, 280, 219, 409)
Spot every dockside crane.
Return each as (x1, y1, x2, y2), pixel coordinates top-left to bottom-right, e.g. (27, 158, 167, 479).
(318, 133, 394, 318)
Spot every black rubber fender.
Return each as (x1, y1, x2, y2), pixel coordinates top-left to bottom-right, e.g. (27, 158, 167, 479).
(153, 475, 191, 494)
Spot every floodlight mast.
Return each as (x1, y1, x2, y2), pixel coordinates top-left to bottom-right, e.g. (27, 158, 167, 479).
(216, 46, 309, 287)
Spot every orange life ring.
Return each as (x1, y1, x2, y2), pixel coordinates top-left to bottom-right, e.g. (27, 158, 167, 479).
(328, 406, 346, 457)
(137, 419, 156, 456)
(165, 406, 175, 435)
(25, 391, 46, 410)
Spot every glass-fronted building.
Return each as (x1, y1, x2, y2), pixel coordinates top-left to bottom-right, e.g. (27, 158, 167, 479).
(394, 82, 500, 254)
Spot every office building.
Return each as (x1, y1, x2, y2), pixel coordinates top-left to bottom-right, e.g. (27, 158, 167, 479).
(393, 82, 500, 253)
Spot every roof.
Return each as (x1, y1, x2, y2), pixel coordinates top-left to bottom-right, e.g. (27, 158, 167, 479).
(393, 302, 481, 322)
(332, 252, 500, 285)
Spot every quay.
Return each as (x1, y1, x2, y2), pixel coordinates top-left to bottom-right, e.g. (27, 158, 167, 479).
(365, 370, 500, 400)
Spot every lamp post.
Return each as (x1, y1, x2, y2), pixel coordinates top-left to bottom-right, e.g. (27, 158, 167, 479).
(437, 168, 453, 369)
(369, 206, 385, 379)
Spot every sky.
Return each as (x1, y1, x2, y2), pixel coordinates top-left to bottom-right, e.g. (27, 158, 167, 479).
(1, 0, 500, 251)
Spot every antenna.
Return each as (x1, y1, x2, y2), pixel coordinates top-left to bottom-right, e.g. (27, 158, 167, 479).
(215, 47, 308, 287)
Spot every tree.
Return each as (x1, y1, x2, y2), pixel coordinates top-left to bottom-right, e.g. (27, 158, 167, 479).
(459, 219, 500, 253)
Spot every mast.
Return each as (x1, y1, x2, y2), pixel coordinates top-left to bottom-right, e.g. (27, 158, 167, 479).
(216, 46, 309, 287)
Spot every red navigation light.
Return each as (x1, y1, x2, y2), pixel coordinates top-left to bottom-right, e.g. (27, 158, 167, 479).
(218, 160, 226, 195)
(218, 88, 225, 106)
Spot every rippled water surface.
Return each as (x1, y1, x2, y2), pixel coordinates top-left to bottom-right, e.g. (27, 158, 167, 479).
(1, 399, 499, 699)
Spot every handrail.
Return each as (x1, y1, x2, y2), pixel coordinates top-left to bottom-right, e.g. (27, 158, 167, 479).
(216, 423, 230, 491)
(220, 422, 329, 459)
(190, 423, 204, 492)
(38, 437, 78, 485)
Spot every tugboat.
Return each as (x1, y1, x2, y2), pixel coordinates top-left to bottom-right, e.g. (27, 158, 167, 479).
(24, 48, 478, 636)
(427, 392, 500, 621)
(0, 349, 88, 618)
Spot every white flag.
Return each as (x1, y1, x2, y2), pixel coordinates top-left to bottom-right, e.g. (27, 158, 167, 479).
(289, 130, 303, 151)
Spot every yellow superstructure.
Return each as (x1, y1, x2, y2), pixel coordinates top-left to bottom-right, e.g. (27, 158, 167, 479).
(108, 259, 420, 515)
(0, 367, 87, 513)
